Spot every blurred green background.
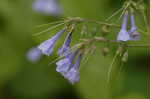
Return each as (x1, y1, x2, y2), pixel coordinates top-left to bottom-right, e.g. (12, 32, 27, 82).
(0, 0, 150, 99)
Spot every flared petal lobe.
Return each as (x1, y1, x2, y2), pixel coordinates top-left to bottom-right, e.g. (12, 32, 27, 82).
(64, 68, 80, 84)
(117, 30, 130, 41)
(56, 58, 71, 73)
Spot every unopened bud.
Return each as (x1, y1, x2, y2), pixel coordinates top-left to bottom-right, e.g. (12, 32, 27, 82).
(101, 25, 110, 35)
(117, 46, 124, 55)
(101, 47, 110, 56)
(122, 51, 128, 62)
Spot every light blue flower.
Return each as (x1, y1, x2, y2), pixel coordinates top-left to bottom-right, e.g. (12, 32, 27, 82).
(38, 29, 65, 56)
(26, 47, 42, 62)
(56, 58, 71, 73)
(33, 0, 63, 16)
(64, 67, 80, 84)
(129, 14, 140, 41)
(63, 53, 83, 84)
(58, 33, 72, 56)
(56, 50, 79, 74)
(117, 12, 130, 41)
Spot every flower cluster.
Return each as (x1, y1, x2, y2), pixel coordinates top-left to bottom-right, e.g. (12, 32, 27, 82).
(28, 0, 149, 84)
(35, 24, 84, 84)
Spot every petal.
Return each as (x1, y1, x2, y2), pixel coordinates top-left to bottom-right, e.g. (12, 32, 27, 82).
(130, 31, 140, 41)
(64, 53, 83, 84)
(121, 12, 128, 30)
(45, 0, 62, 16)
(33, 0, 46, 12)
(128, 14, 140, 41)
(128, 27, 137, 34)
(56, 58, 71, 73)
(38, 38, 55, 55)
(64, 68, 80, 84)
(33, 0, 62, 16)
(58, 45, 70, 56)
(26, 47, 42, 62)
(38, 29, 65, 55)
(58, 33, 72, 56)
(130, 14, 136, 28)
(117, 30, 130, 41)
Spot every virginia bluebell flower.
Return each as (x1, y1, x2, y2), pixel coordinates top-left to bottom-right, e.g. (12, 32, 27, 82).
(63, 53, 83, 84)
(56, 50, 79, 75)
(26, 47, 42, 63)
(128, 14, 140, 41)
(38, 29, 66, 56)
(117, 12, 130, 41)
(58, 32, 72, 56)
(33, 0, 63, 16)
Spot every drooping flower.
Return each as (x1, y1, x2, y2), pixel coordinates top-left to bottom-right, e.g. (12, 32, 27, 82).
(64, 67, 80, 84)
(26, 47, 42, 63)
(38, 29, 66, 56)
(33, 0, 63, 16)
(56, 50, 79, 75)
(117, 12, 130, 41)
(58, 32, 72, 56)
(128, 14, 140, 41)
(63, 53, 83, 84)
